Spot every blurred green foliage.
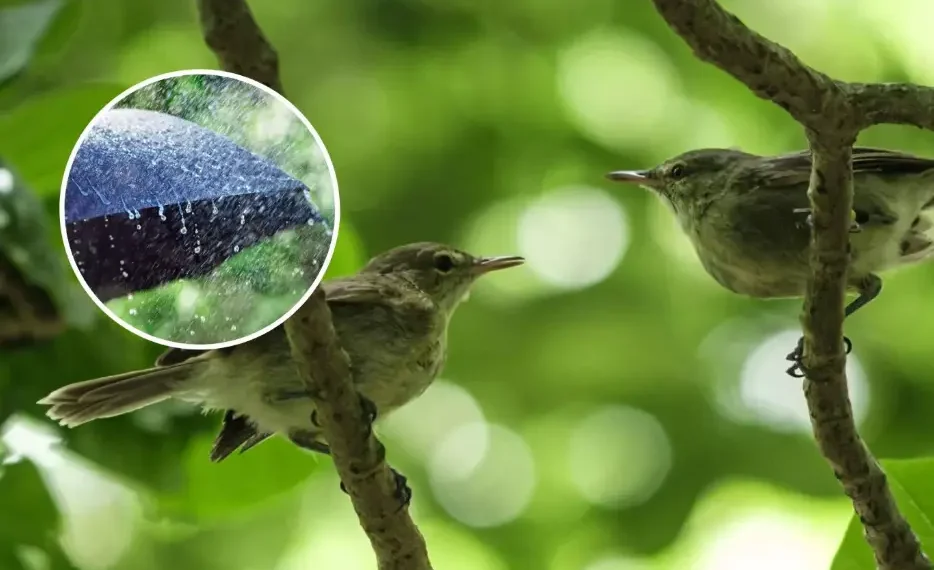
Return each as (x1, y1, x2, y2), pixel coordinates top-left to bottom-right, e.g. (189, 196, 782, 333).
(2, 0, 934, 569)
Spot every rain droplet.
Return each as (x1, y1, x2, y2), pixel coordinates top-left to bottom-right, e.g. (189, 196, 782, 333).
(233, 245, 240, 252)
(306, 218, 316, 226)
(158, 205, 166, 221)
(136, 224, 141, 230)
(212, 202, 218, 215)
(194, 246, 201, 253)
(199, 315, 206, 323)
(185, 201, 192, 213)
(127, 294, 134, 300)
(129, 309, 137, 316)
(240, 214, 245, 225)
(121, 271, 129, 277)
(180, 227, 188, 235)
(108, 234, 114, 241)
(190, 330, 195, 336)
(231, 325, 237, 331)
(120, 259, 125, 265)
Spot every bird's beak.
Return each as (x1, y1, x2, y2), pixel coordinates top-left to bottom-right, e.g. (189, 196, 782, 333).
(606, 169, 658, 188)
(471, 255, 525, 275)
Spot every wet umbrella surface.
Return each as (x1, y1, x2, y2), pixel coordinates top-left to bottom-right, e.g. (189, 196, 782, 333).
(64, 109, 330, 304)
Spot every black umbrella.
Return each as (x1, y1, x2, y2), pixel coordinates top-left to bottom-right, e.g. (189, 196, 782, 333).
(63, 109, 331, 303)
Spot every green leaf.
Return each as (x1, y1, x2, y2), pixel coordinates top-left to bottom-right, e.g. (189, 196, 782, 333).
(0, 83, 122, 194)
(0, 458, 58, 543)
(831, 458, 934, 569)
(0, 160, 95, 337)
(158, 432, 319, 522)
(0, 0, 63, 85)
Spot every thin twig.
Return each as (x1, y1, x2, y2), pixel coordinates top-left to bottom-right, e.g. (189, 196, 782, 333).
(650, 0, 932, 568)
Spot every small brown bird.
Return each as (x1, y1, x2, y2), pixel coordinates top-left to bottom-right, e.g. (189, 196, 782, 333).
(39, 242, 524, 464)
(608, 147, 934, 375)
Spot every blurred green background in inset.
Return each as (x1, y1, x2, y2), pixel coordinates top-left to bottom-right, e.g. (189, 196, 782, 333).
(2, 0, 934, 569)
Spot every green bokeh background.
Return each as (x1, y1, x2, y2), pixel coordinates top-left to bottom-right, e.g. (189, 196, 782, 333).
(2, 0, 934, 569)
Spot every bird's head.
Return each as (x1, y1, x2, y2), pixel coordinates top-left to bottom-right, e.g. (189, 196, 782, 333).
(361, 242, 524, 315)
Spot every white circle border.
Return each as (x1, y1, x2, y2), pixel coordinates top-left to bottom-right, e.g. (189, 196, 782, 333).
(58, 68, 342, 350)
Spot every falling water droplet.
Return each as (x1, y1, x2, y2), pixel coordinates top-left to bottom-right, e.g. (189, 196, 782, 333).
(240, 214, 245, 226)
(306, 218, 315, 226)
(119, 259, 125, 265)
(194, 246, 201, 253)
(231, 325, 237, 331)
(136, 224, 141, 230)
(180, 227, 188, 235)
(129, 309, 137, 316)
(212, 202, 218, 215)
(158, 205, 166, 221)
(121, 271, 129, 277)
(233, 245, 240, 252)
(185, 201, 192, 213)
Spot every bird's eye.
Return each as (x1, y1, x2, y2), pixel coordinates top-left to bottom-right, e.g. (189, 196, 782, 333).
(670, 164, 686, 179)
(434, 253, 455, 273)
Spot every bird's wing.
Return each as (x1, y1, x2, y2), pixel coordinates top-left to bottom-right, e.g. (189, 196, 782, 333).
(321, 276, 418, 305)
(155, 347, 208, 366)
(746, 147, 934, 189)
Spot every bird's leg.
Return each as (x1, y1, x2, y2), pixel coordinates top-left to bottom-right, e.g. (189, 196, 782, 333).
(288, 430, 332, 455)
(300, 399, 408, 509)
(333, 439, 413, 510)
(308, 394, 376, 435)
(785, 274, 881, 378)
(358, 393, 378, 438)
(793, 208, 862, 233)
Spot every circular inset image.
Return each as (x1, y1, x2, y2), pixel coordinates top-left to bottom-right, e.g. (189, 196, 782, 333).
(60, 70, 339, 349)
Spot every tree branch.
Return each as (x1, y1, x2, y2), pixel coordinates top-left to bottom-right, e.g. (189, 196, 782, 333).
(649, 0, 848, 130)
(196, 0, 282, 93)
(650, 1, 932, 568)
(849, 83, 934, 131)
(284, 291, 433, 570)
(195, 3, 433, 568)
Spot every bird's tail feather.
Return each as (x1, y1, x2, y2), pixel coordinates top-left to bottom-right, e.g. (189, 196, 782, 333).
(38, 362, 199, 427)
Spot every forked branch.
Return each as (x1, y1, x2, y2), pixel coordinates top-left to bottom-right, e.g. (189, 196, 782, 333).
(650, 0, 933, 568)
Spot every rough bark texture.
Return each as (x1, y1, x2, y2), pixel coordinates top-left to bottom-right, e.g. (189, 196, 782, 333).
(196, 0, 282, 93)
(650, 0, 934, 568)
(196, 2, 433, 568)
(284, 292, 433, 570)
